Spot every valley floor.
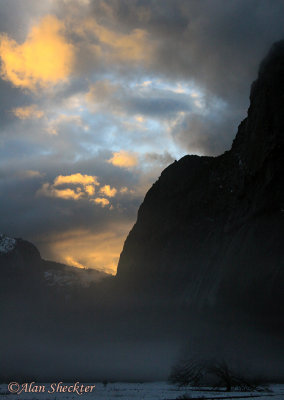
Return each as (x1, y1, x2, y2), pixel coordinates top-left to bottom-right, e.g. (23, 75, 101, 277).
(1, 382, 284, 400)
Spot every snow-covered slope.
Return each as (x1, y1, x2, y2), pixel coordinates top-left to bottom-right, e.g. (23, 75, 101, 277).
(0, 234, 109, 287)
(43, 262, 108, 287)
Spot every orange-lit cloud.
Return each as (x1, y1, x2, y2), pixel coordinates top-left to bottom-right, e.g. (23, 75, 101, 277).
(38, 183, 83, 200)
(38, 174, 119, 207)
(100, 184, 117, 197)
(38, 173, 100, 201)
(0, 15, 74, 90)
(54, 173, 99, 186)
(119, 186, 135, 195)
(120, 186, 129, 194)
(12, 104, 44, 119)
(92, 197, 110, 207)
(108, 150, 138, 168)
(65, 256, 85, 269)
(85, 185, 95, 196)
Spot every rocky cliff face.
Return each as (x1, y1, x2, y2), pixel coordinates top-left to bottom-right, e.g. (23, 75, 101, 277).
(116, 41, 284, 316)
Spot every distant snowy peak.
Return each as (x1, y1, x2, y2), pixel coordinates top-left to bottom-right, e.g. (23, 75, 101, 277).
(0, 234, 17, 254)
(43, 264, 109, 287)
(44, 270, 76, 286)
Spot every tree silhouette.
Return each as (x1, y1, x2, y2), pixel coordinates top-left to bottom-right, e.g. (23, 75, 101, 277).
(169, 358, 260, 392)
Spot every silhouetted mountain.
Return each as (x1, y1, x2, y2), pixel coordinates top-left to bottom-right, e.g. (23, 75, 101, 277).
(0, 233, 109, 292)
(116, 41, 284, 319)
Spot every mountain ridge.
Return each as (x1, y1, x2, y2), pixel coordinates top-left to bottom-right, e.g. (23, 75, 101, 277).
(0, 233, 109, 288)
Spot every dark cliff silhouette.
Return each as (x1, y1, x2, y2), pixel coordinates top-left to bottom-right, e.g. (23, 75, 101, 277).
(116, 41, 284, 321)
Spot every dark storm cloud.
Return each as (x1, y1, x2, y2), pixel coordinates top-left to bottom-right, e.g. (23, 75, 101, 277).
(127, 96, 190, 118)
(89, 0, 284, 153)
(144, 151, 175, 166)
(0, 0, 51, 38)
(175, 110, 240, 156)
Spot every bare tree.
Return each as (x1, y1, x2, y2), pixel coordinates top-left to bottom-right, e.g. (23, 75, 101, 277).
(169, 358, 206, 387)
(169, 358, 260, 392)
(207, 360, 259, 392)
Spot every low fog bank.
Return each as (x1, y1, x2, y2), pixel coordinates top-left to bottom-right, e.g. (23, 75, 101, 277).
(1, 284, 284, 383)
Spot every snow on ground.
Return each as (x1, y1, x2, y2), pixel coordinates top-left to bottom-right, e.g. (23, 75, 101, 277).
(1, 382, 284, 400)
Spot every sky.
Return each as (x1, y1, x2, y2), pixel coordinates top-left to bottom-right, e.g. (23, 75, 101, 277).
(0, 0, 283, 274)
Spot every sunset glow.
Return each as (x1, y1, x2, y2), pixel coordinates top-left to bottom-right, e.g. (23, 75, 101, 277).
(1, 0, 280, 274)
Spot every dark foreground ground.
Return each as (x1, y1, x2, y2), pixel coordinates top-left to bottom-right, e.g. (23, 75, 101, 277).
(1, 382, 284, 400)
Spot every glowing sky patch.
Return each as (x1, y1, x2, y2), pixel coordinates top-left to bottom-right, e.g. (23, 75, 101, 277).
(100, 185, 117, 198)
(12, 105, 44, 119)
(108, 150, 138, 168)
(93, 197, 110, 207)
(43, 226, 133, 274)
(0, 15, 74, 90)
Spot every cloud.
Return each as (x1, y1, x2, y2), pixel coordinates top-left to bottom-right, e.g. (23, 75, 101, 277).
(135, 115, 145, 123)
(46, 114, 89, 136)
(85, 80, 120, 114)
(0, 15, 74, 90)
(144, 151, 175, 166)
(86, 0, 284, 154)
(92, 197, 110, 207)
(12, 104, 44, 119)
(64, 256, 85, 269)
(17, 170, 44, 179)
(85, 185, 95, 196)
(85, 78, 191, 121)
(54, 173, 99, 186)
(38, 173, 100, 201)
(38, 183, 83, 200)
(100, 184, 117, 198)
(108, 150, 138, 168)
(174, 111, 239, 156)
(86, 80, 118, 105)
(120, 186, 129, 194)
(75, 17, 153, 64)
(38, 173, 121, 210)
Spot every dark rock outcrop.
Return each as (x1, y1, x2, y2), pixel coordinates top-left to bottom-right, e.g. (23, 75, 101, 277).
(116, 41, 284, 317)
